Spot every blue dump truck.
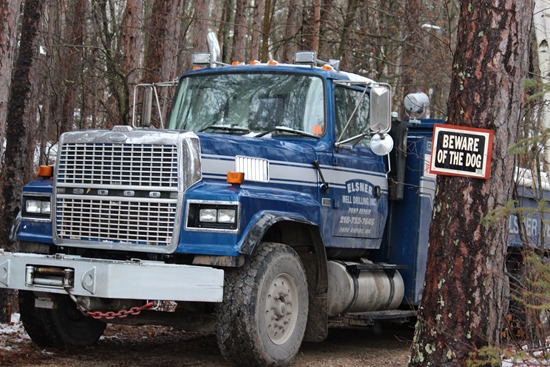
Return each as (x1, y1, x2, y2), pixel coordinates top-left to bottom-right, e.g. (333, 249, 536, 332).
(0, 46, 547, 367)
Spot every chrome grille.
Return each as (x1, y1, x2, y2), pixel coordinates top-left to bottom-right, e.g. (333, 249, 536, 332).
(53, 130, 202, 253)
(57, 143, 178, 187)
(56, 198, 176, 246)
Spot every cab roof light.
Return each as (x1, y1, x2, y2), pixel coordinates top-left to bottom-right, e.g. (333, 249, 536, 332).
(267, 60, 279, 66)
(295, 51, 341, 70)
(249, 60, 261, 65)
(192, 52, 211, 66)
(37, 165, 53, 178)
(231, 61, 244, 66)
(227, 172, 245, 185)
(295, 51, 316, 64)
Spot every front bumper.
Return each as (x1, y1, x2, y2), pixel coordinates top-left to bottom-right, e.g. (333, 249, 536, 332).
(0, 251, 224, 302)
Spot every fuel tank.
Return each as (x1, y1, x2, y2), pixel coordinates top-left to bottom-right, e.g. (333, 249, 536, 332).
(327, 260, 405, 317)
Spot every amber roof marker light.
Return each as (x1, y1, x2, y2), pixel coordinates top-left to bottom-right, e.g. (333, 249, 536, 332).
(37, 165, 53, 178)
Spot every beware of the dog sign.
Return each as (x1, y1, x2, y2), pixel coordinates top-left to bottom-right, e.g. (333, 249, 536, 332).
(429, 124, 494, 179)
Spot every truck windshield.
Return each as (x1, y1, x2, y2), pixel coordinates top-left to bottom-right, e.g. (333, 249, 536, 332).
(167, 73, 325, 137)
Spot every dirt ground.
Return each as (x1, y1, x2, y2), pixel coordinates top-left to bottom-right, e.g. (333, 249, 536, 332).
(0, 321, 413, 366)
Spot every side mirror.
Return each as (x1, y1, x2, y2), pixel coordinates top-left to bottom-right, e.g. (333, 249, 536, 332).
(369, 85, 391, 133)
(370, 133, 394, 156)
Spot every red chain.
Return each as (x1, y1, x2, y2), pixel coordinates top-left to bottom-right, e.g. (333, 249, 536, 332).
(86, 301, 155, 320)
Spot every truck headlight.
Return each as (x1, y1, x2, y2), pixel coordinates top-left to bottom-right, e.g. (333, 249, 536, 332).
(217, 209, 236, 224)
(198, 208, 236, 224)
(26, 200, 51, 214)
(22, 194, 52, 221)
(187, 201, 239, 231)
(199, 208, 218, 223)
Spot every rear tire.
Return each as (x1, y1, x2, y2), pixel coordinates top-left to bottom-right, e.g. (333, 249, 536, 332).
(216, 242, 309, 366)
(19, 291, 106, 347)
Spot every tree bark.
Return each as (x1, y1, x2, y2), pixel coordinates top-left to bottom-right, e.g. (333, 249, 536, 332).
(121, 0, 144, 119)
(231, 0, 247, 62)
(0, 0, 22, 155)
(221, 0, 235, 63)
(318, 0, 335, 59)
(144, 0, 176, 82)
(336, 0, 358, 71)
(250, 0, 264, 61)
(399, 0, 424, 99)
(310, 0, 321, 55)
(60, 0, 85, 134)
(143, 0, 183, 126)
(93, 0, 127, 126)
(410, 1, 533, 365)
(192, 0, 209, 51)
(260, 0, 273, 62)
(0, 0, 45, 323)
(281, 0, 301, 63)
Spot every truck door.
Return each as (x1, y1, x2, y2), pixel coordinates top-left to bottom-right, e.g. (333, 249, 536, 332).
(323, 83, 389, 253)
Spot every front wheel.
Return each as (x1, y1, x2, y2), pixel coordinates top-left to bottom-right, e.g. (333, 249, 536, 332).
(19, 291, 106, 347)
(216, 242, 309, 366)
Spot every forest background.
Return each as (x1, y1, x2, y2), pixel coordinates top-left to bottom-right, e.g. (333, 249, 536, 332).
(0, 0, 458, 184)
(2, 1, 550, 364)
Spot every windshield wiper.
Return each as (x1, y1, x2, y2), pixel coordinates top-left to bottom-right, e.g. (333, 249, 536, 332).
(200, 124, 250, 134)
(255, 126, 320, 139)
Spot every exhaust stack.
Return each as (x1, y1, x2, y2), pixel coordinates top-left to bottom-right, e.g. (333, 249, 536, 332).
(207, 31, 221, 68)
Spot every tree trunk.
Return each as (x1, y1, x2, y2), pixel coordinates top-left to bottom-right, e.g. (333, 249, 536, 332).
(231, 0, 247, 62)
(410, 1, 534, 365)
(319, 0, 335, 59)
(60, 0, 85, 134)
(144, 0, 176, 82)
(260, 0, 273, 62)
(121, 0, 144, 121)
(336, 0, 358, 71)
(192, 0, 209, 51)
(250, 0, 264, 61)
(399, 0, 423, 99)
(0, 0, 45, 323)
(0, 0, 22, 156)
(281, 0, 301, 63)
(144, 0, 182, 126)
(93, 0, 126, 126)
(310, 0, 321, 55)
(221, 0, 235, 63)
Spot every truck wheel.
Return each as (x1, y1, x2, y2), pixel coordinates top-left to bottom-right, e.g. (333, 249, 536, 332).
(216, 242, 309, 366)
(19, 291, 106, 346)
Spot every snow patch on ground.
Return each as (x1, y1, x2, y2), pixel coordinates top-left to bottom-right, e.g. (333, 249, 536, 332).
(0, 314, 29, 351)
(502, 344, 550, 367)
(502, 357, 550, 366)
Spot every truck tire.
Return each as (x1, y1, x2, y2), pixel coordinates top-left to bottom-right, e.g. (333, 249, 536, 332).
(19, 291, 106, 346)
(216, 242, 309, 367)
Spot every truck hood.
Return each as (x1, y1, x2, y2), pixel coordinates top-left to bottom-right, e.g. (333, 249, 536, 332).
(197, 133, 321, 182)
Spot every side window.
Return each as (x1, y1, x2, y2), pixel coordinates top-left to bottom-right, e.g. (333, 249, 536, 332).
(302, 77, 325, 135)
(334, 86, 370, 146)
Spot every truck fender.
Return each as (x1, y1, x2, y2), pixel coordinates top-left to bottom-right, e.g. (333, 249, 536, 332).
(238, 211, 329, 342)
(238, 211, 316, 255)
